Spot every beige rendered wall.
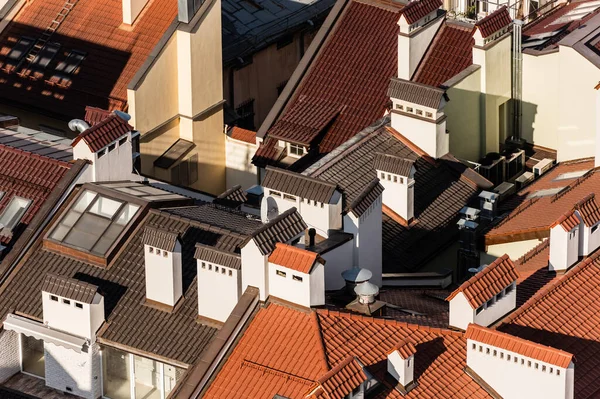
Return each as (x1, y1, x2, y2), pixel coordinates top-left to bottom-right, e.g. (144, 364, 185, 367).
(556, 46, 598, 162)
(226, 136, 258, 189)
(446, 68, 482, 161)
(521, 51, 559, 150)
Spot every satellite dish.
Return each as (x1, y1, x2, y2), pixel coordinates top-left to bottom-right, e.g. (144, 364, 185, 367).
(260, 196, 279, 223)
(113, 110, 132, 122)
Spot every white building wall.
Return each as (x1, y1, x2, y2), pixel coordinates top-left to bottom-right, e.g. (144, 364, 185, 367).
(320, 239, 354, 290)
(356, 197, 383, 287)
(582, 222, 600, 256)
(122, 0, 149, 24)
(44, 342, 101, 399)
(144, 242, 182, 307)
(0, 330, 20, 383)
(225, 136, 257, 189)
(309, 263, 326, 306)
(397, 14, 444, 79)
(42, 292, 104, 341)
(241, 241, 269, 301)
(449, 292, 475, 331)
(268, 264, 312, 307)
(549, 225, 579, 272)
(484, 238, 544, 263)
(73, 133, 133, 183)
(377, 170, 413, 221)
(390, 111, 445, 158)
(467, 340, 574, 399)
(473, 284, 516, 327)
(387, 351, 414, 387)
(197, 261, 241, 322)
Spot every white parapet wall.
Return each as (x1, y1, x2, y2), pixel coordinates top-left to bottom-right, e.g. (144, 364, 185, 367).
(0, 330, 20, 383)
(44, 342, 102, 399)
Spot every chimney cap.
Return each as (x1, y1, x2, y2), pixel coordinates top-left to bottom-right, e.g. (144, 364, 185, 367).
(342, 267, 373, 283)
(354, 281, 379, 296)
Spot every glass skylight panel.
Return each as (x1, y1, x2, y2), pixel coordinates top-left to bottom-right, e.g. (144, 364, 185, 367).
(48, 190, 140, 256)
(553, 170, 589, 181)
(527, 187, 566, 199)
(0, 196, 32, 230)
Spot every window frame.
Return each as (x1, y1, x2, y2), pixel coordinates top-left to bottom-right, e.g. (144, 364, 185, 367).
(0, 196, 32, 230)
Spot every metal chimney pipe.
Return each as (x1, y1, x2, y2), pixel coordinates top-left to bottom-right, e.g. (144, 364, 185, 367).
(512, 20, 524, 140)
(308, 228, 316, 247)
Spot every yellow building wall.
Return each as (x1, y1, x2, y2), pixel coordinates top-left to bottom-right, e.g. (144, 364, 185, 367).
(446, 68, 483, 161)
(521, 51, 559, 150)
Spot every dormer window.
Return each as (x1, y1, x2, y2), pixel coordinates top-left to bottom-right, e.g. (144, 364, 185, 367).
(288, 143, 306, 158)
(0, 196, 32, 230)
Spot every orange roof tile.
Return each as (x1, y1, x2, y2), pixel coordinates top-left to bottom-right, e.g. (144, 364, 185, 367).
(269, 243, 323, 274)
(465, 324, 573, 368)
(71, 113, 132, 152)
(551, 194, 600, 232)
(0, 0, 178, 119)
(400, 0, 442, 25)
(514, 239, 559, 308)
(229, 126, 257, 145)
(306, 356, 367, 399)
(474, 6, 512, 38)
(387, 339, 417, 359)
(447, 254, 519, 309)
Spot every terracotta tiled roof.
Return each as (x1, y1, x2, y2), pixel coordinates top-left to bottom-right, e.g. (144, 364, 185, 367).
(514, 239, 558, 308)
(573, 194, 600, 227)
(42, 273, 99, 304)
(553, 209, 581, 232)
(228, 126, 257, 145)
(0, 144, 72, 244)
(204, 303, 492, 398)
(412, 21, 475, 87)
(466, 324, 573, 368)
(254, 1, 402, 167)
(500, 254, 600, 398)
(485, 161, 600, 244)
(269, 243, 323, 274)
(84, 106, 111, 126)
(387, 78, 447, 108)
(263, 167, 338, 204)
(0, 0, 178, 119)
(71, 114, 132, 153)
(474, 6, 512, 38)
(447, 254, 519, 309)
(307, 120, 482, 273)
(400, 0, 442, 25)
(307, 356, 367, 399)
(388, 339, 417, 358)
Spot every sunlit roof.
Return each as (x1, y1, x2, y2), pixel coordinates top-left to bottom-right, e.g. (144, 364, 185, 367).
(96, 182, 187, 202)
(553, 170, 590, 181)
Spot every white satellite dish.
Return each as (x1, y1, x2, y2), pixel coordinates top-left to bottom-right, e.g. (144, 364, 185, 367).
(260, 196, 279, 223)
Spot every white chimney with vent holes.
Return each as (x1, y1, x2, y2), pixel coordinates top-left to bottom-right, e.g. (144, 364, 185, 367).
(376, 164, 415, 222)
(144, 241, 183, 308)
(387, 341, 416, 389)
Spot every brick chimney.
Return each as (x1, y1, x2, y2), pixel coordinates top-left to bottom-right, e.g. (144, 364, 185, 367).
(373, 153, 415, 222)
(122, 0, 150, 25)
(142, 227, 183, 310)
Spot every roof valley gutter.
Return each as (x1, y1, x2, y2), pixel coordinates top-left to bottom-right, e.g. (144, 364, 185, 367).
(0, 160, 88, 286)
(256, 0, 351, 139)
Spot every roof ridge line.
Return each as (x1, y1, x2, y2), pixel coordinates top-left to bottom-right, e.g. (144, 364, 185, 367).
(311, 311, 331, 372)
(489, 197, 540, 232)
(194, 243, 240, 257)
(550, 169, 595, 203)
(267, 166, 338, 188)
(241, 359, 315, 385)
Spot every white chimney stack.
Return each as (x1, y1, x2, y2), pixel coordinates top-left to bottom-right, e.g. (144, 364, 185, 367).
(549, 211, 581, 273)
(387, 340, 417, 391)
(397, 0, 444, 79)
(142, 227, 183, 310)
(122, 0, 150, 25)
(374, 153, 415, 222)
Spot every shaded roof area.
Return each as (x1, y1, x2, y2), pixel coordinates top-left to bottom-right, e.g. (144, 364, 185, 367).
(522, 0, 600, 53)
(447, 254, 519, 309)
(513, 239, 559, 308)
(0, 0, 178, 119)
(71, 113, 132, 152)
(253, 0, 402, 167)
(213, 185, 248, 208)
(499, 253, 600, 399)
(0, 189, 289, 365)
(306, 120, 483, 273)
(387, 78, 447, 108)
(263, 166, 338, 203)
(203, 302, 492, 398)
(412, 20, 474, 87)
(0, 143, 72, 245)
(0, 123, 73, 162)
(222, 0, 335, 65)
(485, 158, 597, 241)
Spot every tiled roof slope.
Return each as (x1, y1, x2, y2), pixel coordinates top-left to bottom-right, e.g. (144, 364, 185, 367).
(514, 239, 558, 307)
(264, 167, 338, 203)
(387, 78, 447, 108)
(0, 144, 72, 244)
(348, 178, 384, 218)
(400, 0, 442, 24)
(253, 1, 401, 166)
(142, 226, 179, 252)
(0, 0, 177, 119)
(465, 324, 573, 368)
(194, 244, 242, 270)
(474, 6, 512, 38)
(251, 208, 308, 255)
(486, 163, 600, 244)
(0, 203, 270, 365)
(269, 242, 322, 274)
(412, 21, 475, 87)
(213, 185, 248, 207)
(308, 121, 481, 273)
(373, 153, 414, 176)
(307, 356, 367, 399)
(204, 302, 492, 398)
(228, 126, 256, 145)
(447, 254, 519, 308)
(388, 340, 417, 358)
(499, 255, 600, 398)
(42, 273, 98, 304)
(84, 106, 111, 126)
(71, 114, 132, 153)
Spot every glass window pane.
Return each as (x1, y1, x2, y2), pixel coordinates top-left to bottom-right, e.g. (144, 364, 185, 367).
(21, 335, 45, 378)
(64, 213, 110, 250)
(0, 197, 31, 229)
(50, 224, 71, 241)
(164, 364, 185, 396)
(92, 224, 125, 255)
(115, 204, 140, 226)
(102, 347, 131, 399)
(89, 196, 123, 219)
(73, 190, 97, 212)
(134, 355, 161, 399)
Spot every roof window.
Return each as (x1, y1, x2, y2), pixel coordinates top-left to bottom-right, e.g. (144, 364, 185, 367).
(0, 196, 32, 230)
(5, 36, 35, 65)
(48, 189, 140, 256)
(32, 43, 61, 69)
(55, 50, 86, 75)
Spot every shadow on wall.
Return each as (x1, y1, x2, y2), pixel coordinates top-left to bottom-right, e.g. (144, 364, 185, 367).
(0, 22, 132, 123)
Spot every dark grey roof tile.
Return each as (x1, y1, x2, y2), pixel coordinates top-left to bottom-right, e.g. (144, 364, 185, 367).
(42, 273, 98, 304)
(387, 77, 447, 108)
(263, 167, 337, 203)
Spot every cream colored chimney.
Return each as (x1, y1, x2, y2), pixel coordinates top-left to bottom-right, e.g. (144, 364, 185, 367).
(374, 153, 415, 222)
(122, 0, 150, 25)
(387, 340, 417, 391)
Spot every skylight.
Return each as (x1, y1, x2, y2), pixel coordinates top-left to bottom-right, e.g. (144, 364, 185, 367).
(48, 189, 140, 256)
(0, 196, 31, 230)
(553, 170, 589, 181)
(527, 187, 567, 199)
